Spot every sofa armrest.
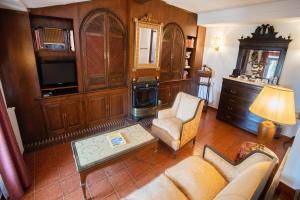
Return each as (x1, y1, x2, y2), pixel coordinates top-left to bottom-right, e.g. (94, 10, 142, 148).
(203, 145, 276, 182)
(157, 108, 176, 119)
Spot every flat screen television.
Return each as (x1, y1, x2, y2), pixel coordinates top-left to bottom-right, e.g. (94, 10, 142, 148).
(38, 60, 77, 88)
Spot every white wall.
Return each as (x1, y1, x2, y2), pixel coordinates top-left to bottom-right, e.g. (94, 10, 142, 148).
(281, 126, 300, 189)
(202, 21, 300, 136)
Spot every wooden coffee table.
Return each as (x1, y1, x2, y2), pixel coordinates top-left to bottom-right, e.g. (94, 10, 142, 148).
(71, 124, 158, 200)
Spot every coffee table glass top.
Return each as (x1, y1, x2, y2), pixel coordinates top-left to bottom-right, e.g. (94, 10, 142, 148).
(71, 124, 155, 172)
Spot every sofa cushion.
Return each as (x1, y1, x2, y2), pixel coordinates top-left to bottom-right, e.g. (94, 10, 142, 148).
(152, 117, 182, 140)
(176, 93, 200, 122)
(124, 174, 188, 200)
(214, 161, 272, 200)
(165, 156, 228, 200)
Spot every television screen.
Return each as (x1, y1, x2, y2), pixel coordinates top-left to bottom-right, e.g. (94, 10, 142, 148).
(40, 61, 76, 87)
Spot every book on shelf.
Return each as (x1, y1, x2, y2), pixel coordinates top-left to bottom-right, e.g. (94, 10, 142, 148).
(32, 28, 75, 52)
(70, 30, 75, 51)
(107, 133, 127, 148)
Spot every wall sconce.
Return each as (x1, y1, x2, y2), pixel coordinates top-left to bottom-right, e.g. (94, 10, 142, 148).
(211, 35, 222, 52)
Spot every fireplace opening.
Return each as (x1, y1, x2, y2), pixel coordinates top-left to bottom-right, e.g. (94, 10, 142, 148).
(135, 88, 156, 108)
(132, 77, 158, 120)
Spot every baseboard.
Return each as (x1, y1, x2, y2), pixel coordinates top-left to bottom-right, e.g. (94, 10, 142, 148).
(208, 106, 218, 111)
(276, 181, 297, 199)
(24, 117, 154, 152)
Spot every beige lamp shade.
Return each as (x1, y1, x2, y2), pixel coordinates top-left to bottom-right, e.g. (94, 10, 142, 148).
(249, 85, 296, 125)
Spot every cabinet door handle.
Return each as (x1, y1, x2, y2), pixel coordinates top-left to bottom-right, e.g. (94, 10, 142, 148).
(62, 113, 67, 128)
(226, 114, 232, 119)
(229, 99, 235, 103)
(230, 89, 237, 94)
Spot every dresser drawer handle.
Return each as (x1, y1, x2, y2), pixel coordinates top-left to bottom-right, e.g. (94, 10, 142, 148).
(227, 106, 233, 111)
(226, 115, 232, 119)
(229, 99, 235, 103)
(230, 89, 237, 94)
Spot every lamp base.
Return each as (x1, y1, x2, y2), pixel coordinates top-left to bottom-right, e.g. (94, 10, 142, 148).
(258, 120, 276, 145)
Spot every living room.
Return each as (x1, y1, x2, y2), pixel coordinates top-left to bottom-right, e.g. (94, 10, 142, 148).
(0, 0, 299, 199)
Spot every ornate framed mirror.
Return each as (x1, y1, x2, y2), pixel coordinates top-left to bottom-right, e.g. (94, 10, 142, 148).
(235, 24, 292, 84)
(133, 14, 163, 71)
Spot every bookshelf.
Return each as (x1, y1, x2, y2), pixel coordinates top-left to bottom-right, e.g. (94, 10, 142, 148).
(184, 35, 196, 79)
(29, 15, 78, 97)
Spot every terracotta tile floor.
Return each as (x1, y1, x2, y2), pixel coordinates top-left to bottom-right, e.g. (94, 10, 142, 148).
(22, 109, 289, 200)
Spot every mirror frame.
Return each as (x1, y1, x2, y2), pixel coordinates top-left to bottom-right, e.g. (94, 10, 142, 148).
(235, 24, 292, 83)
(133, 14, 163, 71)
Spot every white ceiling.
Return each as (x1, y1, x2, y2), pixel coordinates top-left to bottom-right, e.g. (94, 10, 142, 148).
(163, 0, 278, 13)
(22, 0, 89, 8)
(197, 0, 300, 25)
(1, 0, 280, 12)
(0, 0, 89, 11)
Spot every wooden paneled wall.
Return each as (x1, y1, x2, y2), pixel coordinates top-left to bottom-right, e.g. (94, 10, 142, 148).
(0, 9, 46, 143)
(0, 0, 206, 145)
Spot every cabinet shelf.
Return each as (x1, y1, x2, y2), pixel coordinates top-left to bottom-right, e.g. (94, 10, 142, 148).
(36, 49, 76, 59)
(41, 85, 78, 91)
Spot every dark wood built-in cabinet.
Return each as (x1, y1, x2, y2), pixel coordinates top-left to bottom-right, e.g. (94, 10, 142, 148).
(160, 23, 185, 82)
(0, 0, 203, 149)
(85, 88, 127, 127)
(41, 88, 128, 135)
(41, 95, 85, 136)
(159, 80, 192, 108)
(81, 10, 127, 91)
(217, 78, 263, 134)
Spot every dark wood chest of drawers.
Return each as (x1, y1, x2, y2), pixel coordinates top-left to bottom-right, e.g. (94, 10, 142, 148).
(217, 78, 264, 134)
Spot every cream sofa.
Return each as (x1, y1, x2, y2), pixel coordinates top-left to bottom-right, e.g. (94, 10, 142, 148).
(124, 145, 277, 200)
(152, 92, 204, 156)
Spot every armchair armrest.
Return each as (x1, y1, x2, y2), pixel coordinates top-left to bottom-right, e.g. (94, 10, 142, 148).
(179, 100, 204, 147)
(157, 108, 176, 119)
(203, 145, 276, 182)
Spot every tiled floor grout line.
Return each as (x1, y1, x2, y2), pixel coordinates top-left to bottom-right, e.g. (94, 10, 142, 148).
(86, 180, 93, 200)
(123, 161, 139, 188)
(104, 167, 121, 200)
(33, 152, 36, 200)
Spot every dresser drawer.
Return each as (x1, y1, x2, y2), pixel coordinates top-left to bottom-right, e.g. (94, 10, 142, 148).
(218, 111, 262, 134)
(217, 78, 264, 135)
(222, 85, 260, 101)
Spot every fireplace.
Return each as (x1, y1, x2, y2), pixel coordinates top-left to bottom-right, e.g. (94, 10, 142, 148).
(132, 77, 159, 120)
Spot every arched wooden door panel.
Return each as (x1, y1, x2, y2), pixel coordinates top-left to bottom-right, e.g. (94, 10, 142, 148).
(107, 14, 127, 87)
(81, 10, 126, 91)
(160, 23, 185, 81)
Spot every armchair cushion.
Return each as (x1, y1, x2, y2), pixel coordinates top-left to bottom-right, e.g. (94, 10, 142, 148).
(152, 117, 182, 140)
(123, 174, 188, 200)
(165, 156, 228, 200)
(157, 108, 176, 119)
(151, 125, 180, 150)
(214, 161, 272, 200)
(176, 93, 200, 122)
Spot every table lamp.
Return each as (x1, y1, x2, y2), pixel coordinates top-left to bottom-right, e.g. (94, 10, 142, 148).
(249, 85, 296, 145)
